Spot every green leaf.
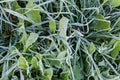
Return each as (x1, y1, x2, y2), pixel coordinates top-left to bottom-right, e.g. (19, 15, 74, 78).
(88, 42, 96, 54)
(60, 72, 69, 80)
(42, 76, 51, 80)
(31, 54, 42, 70)
(93, 19, 111, 31)
(44, 69, 53, 77)
(110, 40, 120, 58)
(12, 2, 25, 26)
(20, 31, 27, 46)
(35, 53, 42, 61)
(25, 33, 38, 50)
(26, 1, 36, 8)
(31, 57, 39, 69)
(25, 1, 41, 23)
(95, 14, 104, 19)
(19, 25, 28, 46)
(48, 59, 61, 68)
(42, 69, 53, 80)
(117, 21, 120, 26)
(10, 47, 20, 54)
(109, 0, 120, 7)
(12, 1, 20, 11)
(59, 17, 69, 38)
(18, 57, 29, 69)
(49, 20, 56, 34)
(31, 54, 44, 74)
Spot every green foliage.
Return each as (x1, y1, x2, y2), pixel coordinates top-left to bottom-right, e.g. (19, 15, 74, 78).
(93, 14, 111, 31)
(110, 40, 120, 58)
(88, 42, 96, 54)
(24, 32, 38, 51)
(73, 65, 83, 80)
(31, 53, 42, 70)
(60, 72, 69, 80)
(12, 1, 20, 11)
(108, 0, 120, 7)
(59, 17, 69, 39)
(18, 57, 29, 69)
(19, 25, 28, 46)
(44, 69, 53, 77)
(31, 57, 39, 69)
(117, 21, 120, 26)
(25, 1, 41, 23)
(49, 20, 56, 34)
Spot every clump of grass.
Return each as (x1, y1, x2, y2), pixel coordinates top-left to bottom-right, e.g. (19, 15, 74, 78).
(0, 0, 120, 80)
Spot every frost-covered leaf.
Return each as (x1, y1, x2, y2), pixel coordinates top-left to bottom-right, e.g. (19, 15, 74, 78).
(60, 71, 69, 80)
(57, 51, 66, 59)
(19, 25, 28, 46)
(18, 57, 29, 69)
(31, 54, 43, 73)
(12, 1, 25, 26)
(73, 65, 83, 80)
(10, 47, 20, 54)
(35, 53, 42, 61)
(31, 57, 39, 69)
(25, 33, 38, 50)
(59, 17, 69, 38)
(4, 8, 33, 23)
(110, 40, 120, 58)
(48, 59, 61, 68)
(12, 1, 20, 11)
(88, 42, 96, 54)
(102, 69, 118, 79)
(25, 1, 41, 23)
(44, 69, 53, 77)
(109, 0, 120, 7)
